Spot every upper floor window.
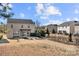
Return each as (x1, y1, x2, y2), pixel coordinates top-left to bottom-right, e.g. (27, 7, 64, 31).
(11, 24, 13, 28)
(21, 25, 23, 28)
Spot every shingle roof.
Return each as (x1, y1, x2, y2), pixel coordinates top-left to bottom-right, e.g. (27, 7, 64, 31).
(7, 18, 35, 24)
(59, 21, 79, 27)
(47, 24, 58, 26)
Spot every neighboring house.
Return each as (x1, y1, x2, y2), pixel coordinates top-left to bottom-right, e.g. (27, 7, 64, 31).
(58, 21, 79, 34)
(47, 24, 58, 33)
(7, 18, 36, 38)
(39, 24, 58, 33)
(39, 26, 47, 31)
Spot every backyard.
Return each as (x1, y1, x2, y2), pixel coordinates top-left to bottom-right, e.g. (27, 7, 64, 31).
(0, 3, 79, 56)
(0, 35, 78, 56)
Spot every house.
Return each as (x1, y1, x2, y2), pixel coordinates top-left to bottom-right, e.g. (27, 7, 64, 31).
(58, 21, 79, 34)
(7, 18, 36, 38)
(47, 24, 58, 33)
(38, 24, 58, 34)
(39, 26, 47, 30)
(39, 24, 57, 33)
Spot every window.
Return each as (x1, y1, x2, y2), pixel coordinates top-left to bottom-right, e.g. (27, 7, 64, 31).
(27, 31, 29, 34)
(13, 31, 19, 37)
(11, 24, 13, 28)
(22, 32, 26, 36)
(28, 26, 30, 28)
(21, 25, 23, 28)
(27, 31, 30, 36)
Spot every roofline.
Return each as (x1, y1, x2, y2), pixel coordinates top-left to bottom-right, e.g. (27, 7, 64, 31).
(7, 18, 35, 24)
(8, 18, 32, 21)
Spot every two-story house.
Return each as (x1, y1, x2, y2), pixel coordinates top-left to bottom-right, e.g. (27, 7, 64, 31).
(39, 24, 58, 34)
(58, 21, 79, 34)
(7, 18, 36, 38)
(47, 24, 58, 33)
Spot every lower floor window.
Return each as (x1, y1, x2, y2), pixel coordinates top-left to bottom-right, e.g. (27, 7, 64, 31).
(13, 31, 19, 37)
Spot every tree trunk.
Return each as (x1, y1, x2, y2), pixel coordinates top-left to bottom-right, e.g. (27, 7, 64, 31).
(69, 33, 73, 42)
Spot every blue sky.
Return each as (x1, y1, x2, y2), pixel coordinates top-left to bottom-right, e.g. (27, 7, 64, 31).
(1, 3, 79, 25)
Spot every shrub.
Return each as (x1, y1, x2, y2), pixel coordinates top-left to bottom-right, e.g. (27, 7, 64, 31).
(30, 33, 36, 36)
(46, 28, 50, 37)
(30, 32, 41, 37)
(58, 31, 62, 34)
(65, 33, 69, 35)
(52, 29, 56, 34)
(0, 35, 3, 40)
(63, 31, 69, 35)
(36, 32, 41, 37)
(74, 33, 79, 36)
(30, 30, 46, 37)
(40, 30, 46, 37)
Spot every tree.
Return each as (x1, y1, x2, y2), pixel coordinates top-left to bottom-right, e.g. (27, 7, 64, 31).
(0, 21, 4, 33)
(52, 29, 56, 34)
(35, 20, 41, 37)
(35, 19, 40, 28)
(46, 28, 50, 37)
(0, 3, 14, 33)
(69, 33, 73, 42)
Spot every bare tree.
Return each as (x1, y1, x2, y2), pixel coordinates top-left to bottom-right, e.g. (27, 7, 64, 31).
(35, 19, 40, 28)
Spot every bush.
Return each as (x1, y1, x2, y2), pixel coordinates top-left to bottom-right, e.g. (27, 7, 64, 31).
(63, 31, 69, 35)
(74, 33, 79, 36)
(58, 31, 62, 34)
(30, 33, 36, 36)
(36, 33, 41, 37)
(30, 33, 41, 37)
(30, 30, 46, 37)
(46, 28, 50, 37)
(40, 30, 46, 37)
(65, 33, 69, 35)
(0, 35, 3, 40)
(52, 29, 56, 34)
(69, 33, 73, 42)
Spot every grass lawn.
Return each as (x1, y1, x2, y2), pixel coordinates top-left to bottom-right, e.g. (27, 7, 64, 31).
(0, 39, 78, 56)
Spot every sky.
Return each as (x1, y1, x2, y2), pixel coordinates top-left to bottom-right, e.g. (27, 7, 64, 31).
(1, 3, 79, 26)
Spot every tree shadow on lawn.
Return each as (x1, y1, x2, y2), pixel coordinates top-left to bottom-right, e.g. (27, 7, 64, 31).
(0, 39, 9, 44)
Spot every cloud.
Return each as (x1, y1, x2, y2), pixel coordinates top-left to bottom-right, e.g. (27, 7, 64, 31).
(73, 17, 79, 21)
(40, 16, 48, 19)
(45, 6, 62, 16)
(36, 3, 62, 17)
(74, 9, 79, 14)
(8, 4, 13, 8)
(42, 19, 63, 26)
(66, 18, 71, 21)
(66, 17, 79, 21)
(20, 13, 25, 18)
(36, 3, 44, 15)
